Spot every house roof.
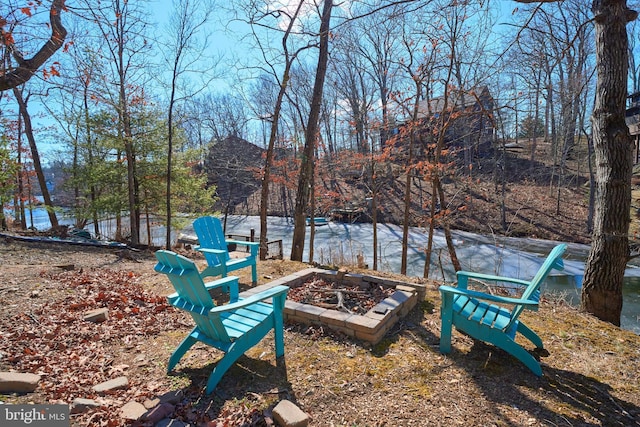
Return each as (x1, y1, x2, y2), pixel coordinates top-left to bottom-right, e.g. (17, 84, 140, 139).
(416, 86, 491, 119)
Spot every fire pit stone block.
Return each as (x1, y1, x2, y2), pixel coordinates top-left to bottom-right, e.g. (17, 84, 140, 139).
(320, 309, 353, 327)
(287, 300, 327, 323)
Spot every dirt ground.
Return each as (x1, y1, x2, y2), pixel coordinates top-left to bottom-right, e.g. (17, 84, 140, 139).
(1, 237, 639, 426)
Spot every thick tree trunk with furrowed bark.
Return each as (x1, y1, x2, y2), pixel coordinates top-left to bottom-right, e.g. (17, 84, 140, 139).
(580, 0, 637, 325)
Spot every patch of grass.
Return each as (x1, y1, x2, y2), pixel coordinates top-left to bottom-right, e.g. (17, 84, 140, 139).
(167, 373, 192, 390)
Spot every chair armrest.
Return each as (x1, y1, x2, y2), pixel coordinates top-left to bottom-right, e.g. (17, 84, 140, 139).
(195, 247, 227, 255)
(225, 240, 259, 257)
(203, 276, 238, 291)
(167, 277, 240, 308)
(456, 270, 531, 290)
(439, 285, 539, 309)
(204, 276, 240, 302)
(225, 239, 259, 247)
(209, 285, 289, 314)
(168, 286, 289, 316)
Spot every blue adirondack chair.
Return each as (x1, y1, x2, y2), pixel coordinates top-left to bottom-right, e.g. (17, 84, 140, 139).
(193, 216, 259, 285)
(154, 250, 289, 394)
(439, 243, 567, 376)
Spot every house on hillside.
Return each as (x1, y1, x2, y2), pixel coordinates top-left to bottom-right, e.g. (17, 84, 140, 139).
(394, 86, 495, 162)
(204, 136, 264, 214)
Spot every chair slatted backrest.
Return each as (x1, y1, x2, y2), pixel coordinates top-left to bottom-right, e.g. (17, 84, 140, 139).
(507, 243, 567, 324)
(193, 216, 231, 265)
(155, 250, 229, 342)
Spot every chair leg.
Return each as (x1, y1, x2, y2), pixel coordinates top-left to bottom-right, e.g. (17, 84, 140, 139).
(517, 322, 543, 349)
(251, 263, 257, 286)
(274, 313, 285, 358)
(168, 332, 198, 372)
(493, 335, 543, 376)
(439, 296, 454, 354)
(205, 343, 245, 394)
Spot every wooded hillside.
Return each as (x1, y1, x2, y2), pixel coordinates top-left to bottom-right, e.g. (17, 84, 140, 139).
(207, 136, 593, 245)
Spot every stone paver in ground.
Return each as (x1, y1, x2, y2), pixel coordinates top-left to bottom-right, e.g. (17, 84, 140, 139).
(273, 399, 310, 427)
(121, 400, 147, 420)
(92, 376, 128, 393)
(0, 372, 40, 393)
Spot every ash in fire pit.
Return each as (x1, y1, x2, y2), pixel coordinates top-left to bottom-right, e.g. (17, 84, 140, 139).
(287, 277, 395, 315)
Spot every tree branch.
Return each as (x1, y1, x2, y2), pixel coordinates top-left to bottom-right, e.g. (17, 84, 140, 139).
(0, 0, 67, 91)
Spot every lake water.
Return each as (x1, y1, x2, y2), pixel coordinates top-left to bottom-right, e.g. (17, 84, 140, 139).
(4, 206, 173, 246)
(7, 208, 639, 334)
(210, 216, 640, 335)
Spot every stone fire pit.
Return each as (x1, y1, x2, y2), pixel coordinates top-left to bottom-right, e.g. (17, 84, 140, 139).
(242, 268, 426, 344)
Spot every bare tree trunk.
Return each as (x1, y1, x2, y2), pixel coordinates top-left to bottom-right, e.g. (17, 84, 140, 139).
(581, 0, 637, 326)
(371, 156, 379, 271)
(15, 113, 26, 229)
(435, 175, 462, 272)
(500, 138, 507, 231)
(123, 136, 138, 244)
(146, 202, 152, 247)
(530, 67, 542, 175)
(72, 126, 80, 227)
(12, 88, 59, 229)
(94, 0, 148, 246)
(258, 0, 306, 261)
(291, 0, 332, 261)
(281, 184, 288, 219)
(426, 28, 461, 275)
(309, 157, 316, 263)
(401, 134, 414, 276)
(555, 165, 564, 215)
(166, 81, 176, 250)
(423, 179, 437, 279)
(83, 82, 100, 238)
(261, 72, 290, 260)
